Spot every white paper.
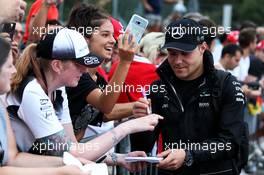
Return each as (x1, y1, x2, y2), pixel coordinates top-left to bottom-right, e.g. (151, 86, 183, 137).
(63, 152, 108, 175)
(82, 163, 108, 175)
(125, 156, 163, 163)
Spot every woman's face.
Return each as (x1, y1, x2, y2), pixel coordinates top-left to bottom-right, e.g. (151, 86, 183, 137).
(0, 51, 16, 94)
(59, 60, 87, 87)
(88, 20, 116, 60)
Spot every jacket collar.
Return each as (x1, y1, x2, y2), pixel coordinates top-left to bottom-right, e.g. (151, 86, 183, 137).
(157, 50, 216, 86)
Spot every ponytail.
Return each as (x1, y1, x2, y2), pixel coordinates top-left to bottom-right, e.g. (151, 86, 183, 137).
(11, 44, 50, 94)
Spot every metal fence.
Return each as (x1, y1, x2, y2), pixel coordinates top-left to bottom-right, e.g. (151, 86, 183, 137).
(110, 164, 159, 175)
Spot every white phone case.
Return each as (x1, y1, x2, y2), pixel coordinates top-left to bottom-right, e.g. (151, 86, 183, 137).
(125, 14, 149, 43)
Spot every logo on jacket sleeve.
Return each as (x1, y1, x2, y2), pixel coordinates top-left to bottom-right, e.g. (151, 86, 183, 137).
(199, 102, 210, 108)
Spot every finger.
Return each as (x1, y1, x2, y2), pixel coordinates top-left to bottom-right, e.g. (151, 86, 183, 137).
(0, 32, 11, 39)
(157, 149, 171, 158)
(20, 0, 27, 10)
(118, 34, 123, 48)
(129, 151, 147, 157)
(138, 97, 149, 104)
(133, 113, 148, 118)
(152, 114, 164, 120)
(12, 41, 18, 46)
(148, 98, 151, 105)
(134, 108, 148, 114)
(134, 103, 149, 110)
(128, 35, 136, 50)
(123, 32, 129, 48)
(147, 126, 155, 131)
(159, 152, 175, 166)
(148, 114, 164, 121)
(0, 34, 12, 43)
(133, 106, 148, 112)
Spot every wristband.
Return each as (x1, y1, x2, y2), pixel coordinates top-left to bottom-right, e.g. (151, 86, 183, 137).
(109, 152, 118, 165)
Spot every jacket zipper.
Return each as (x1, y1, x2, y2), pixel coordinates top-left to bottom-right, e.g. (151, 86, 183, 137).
(159, 69, 184, 113)
(167, 80, 184, 113)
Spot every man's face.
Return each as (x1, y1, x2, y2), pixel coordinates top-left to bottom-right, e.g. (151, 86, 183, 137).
(227, 51, 242, 70)
(14, 22, 23, 44)
(167, 44, 205, 81)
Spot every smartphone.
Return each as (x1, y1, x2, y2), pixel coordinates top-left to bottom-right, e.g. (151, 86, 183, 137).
(125, 14, 148, 44)
(1, 23, 16, 40)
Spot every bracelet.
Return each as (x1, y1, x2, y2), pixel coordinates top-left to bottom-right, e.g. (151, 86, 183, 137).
(109, 152, 118, 166)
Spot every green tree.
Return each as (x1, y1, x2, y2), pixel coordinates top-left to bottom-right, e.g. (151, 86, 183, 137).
(237, 0, 264, 26)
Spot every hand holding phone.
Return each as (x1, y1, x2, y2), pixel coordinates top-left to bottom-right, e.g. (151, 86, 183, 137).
(0, 23, 16, 41)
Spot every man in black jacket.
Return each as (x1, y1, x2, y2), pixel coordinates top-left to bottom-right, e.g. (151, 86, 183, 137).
(132, 18, 247, 175)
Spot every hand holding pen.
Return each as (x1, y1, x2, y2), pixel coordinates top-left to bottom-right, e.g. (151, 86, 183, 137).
(142, 89, 152, 114)
(132, 89, 152, 117)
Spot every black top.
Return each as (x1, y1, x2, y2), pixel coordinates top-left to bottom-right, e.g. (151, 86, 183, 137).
(66, 73, 107, 132)
(248, 57, 264, 79)
(172, 74, 205, 107)
(66, 73, 98, 116)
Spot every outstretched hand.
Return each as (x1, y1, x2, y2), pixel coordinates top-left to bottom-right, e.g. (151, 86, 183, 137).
(133, 98, 150, 117)
(157, 149, 186, 171)
(123, 114, 163, 134)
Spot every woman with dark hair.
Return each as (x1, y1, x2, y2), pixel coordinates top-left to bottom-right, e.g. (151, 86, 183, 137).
(66, 3, 149, 142)
(0, 37, 88, 175)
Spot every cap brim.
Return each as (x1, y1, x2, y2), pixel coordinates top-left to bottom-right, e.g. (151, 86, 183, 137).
(161, 42, 197, 52)
(75, 53, 103, 68)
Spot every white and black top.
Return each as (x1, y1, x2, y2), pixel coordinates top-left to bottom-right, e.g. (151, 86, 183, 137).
(6, 78, 72, 156)
(0, 103, 8, 166)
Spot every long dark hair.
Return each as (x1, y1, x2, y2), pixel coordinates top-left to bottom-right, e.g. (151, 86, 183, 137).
(66, 3, 109, 38)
